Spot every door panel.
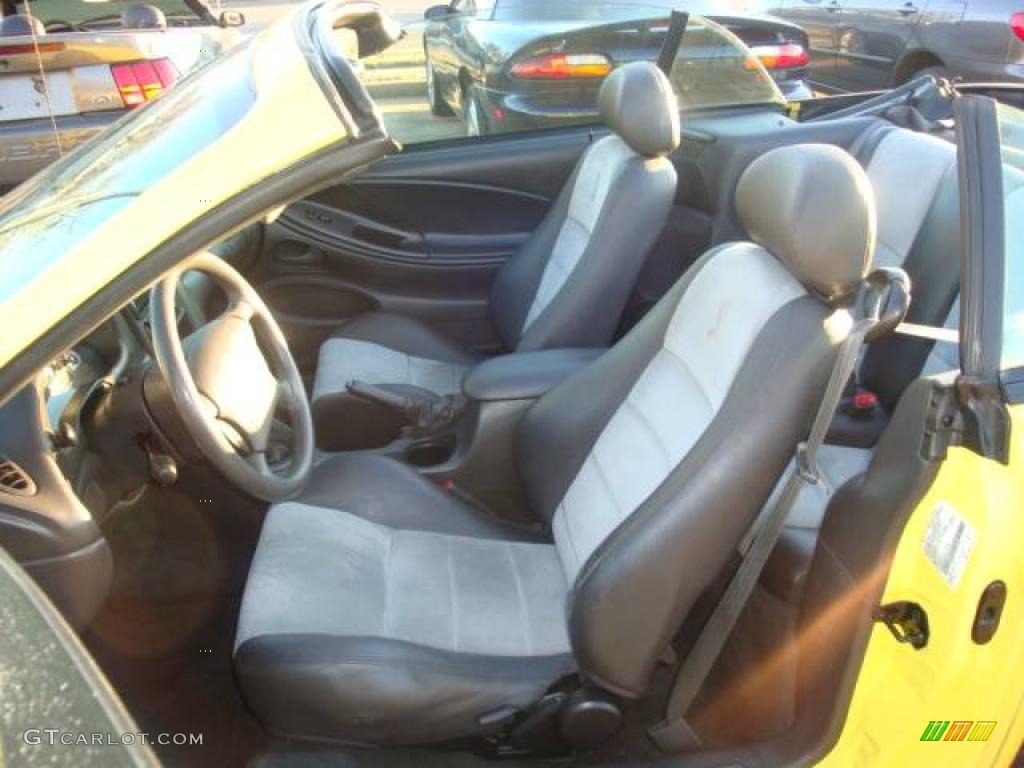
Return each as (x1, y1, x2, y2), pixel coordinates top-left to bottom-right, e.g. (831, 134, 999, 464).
(778, 0, 841, 89)
(833, 0, 923, 91)
(252, 129, 593, 372)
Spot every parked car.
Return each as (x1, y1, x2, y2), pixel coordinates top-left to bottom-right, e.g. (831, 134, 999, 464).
(423, 0, 811, 134)
(0, 1, 1023, 767)
(770, 0, 1024, 92)
(0, 0, 244, 188)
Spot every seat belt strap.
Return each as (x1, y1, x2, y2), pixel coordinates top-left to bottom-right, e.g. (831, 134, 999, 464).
(648, 312, 878, 754)
(895, 321, 958, 343)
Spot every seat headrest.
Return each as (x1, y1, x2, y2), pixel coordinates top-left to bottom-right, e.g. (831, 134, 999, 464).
(0, 14, 45, 36)
(736, 144, 875, 301)
(598, 61, 680, 157)
(121, 4, 167, 29)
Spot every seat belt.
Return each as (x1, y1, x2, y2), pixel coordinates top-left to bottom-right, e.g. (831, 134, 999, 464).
(648, 268, 910, 754)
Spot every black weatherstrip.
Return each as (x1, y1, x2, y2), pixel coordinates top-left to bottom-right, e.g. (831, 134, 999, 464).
(953, 94, 1011, 462)
(656, 11, 688, 77)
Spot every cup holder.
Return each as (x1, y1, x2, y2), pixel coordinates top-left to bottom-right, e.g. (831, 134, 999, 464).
(404, 438, 455, 468)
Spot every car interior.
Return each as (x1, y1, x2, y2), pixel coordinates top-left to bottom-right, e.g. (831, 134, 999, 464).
(0, 40, 966, 768)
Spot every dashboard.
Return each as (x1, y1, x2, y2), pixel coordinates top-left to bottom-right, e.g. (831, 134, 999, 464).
(0, 225, 260, 627)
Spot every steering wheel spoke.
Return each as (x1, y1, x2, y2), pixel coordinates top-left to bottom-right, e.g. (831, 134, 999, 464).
(245, 451, 272, 476)
(227, 297, 256, 323)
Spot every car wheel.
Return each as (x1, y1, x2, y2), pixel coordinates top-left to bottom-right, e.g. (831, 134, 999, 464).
(425, 58, 453, 117)
(463, 85, 488, 137)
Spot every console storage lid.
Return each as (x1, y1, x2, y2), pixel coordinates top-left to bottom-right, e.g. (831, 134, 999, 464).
(463, 349, 602, 402)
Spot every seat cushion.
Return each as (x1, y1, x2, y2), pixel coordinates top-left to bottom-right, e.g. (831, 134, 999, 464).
(234, 455, 575, 745)
(311, 311, 481, 450)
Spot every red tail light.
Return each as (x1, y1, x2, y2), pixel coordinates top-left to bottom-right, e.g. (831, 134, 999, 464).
(746, 43, 809, 70)
(511, 53, 612, 79)
(1012, 12, 1024, 41)
(110, 58, 179, 108)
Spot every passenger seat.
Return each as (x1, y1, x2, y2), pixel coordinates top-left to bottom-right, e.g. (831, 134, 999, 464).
(694, 122, 962, 749)
(769, 123, 960, 599)
(311, 61, 681, 450)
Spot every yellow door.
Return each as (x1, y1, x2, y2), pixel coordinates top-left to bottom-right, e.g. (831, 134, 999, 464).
(819, 91, 1024, 768)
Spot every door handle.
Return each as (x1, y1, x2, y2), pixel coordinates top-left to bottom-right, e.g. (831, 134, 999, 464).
(898, 1, 919, 13)
(352, 224, 408, 249)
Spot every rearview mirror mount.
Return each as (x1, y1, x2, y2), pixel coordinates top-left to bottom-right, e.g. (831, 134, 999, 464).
(219, 9, 245, 27)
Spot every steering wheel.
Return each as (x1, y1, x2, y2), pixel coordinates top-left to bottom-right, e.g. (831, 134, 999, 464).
(149, 252, 313, 502)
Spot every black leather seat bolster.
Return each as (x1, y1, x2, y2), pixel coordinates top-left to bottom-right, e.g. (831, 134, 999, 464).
(298, 453, 549, 542)
(235, 635, 575, 745)
(462, 348, 603, 402)
(760, 527, 819, 604)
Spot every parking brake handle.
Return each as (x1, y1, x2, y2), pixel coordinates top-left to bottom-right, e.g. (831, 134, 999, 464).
(346, 380, 466, 434)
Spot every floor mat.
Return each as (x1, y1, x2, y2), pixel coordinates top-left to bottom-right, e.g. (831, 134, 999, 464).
(81, 472, 270, 767)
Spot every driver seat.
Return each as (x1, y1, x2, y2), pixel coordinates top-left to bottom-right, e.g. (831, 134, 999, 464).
(234, 143, 876, 746)
(311, 60, 681, 451)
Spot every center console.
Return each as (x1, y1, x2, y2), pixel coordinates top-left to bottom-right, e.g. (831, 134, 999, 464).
(354, 348, 602, 521)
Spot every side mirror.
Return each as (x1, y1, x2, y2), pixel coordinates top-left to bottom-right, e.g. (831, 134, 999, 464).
(219, 9, 245, 27)
(424, 4, 450, 20)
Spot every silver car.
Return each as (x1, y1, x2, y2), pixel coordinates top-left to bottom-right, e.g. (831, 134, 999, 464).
(770, 0, 1024, 91)
(0, 0, 243, 187)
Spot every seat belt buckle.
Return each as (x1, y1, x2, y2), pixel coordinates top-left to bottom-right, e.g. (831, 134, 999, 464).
(841, 388, 881, 420)
(794, 441, 822, 486)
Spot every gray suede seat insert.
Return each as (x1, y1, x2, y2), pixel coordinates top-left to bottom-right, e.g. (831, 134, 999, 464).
(234, 143, 876, 746)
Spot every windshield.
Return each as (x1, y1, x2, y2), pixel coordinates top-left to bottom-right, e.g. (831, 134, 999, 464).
(997, 101, 1024, 371)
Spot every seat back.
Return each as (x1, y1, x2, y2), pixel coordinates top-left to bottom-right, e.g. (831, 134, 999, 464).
(852, 125, 959, 406)
(517, 144, 876, 696)
(489, 61, 680, 353)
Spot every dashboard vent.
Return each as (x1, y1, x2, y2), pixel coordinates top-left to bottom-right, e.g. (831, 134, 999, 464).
(0, 457, 35, 497)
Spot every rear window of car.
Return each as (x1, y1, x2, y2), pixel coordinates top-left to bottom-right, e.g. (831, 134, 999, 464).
(493, 0, 674, 22)
(491, 0, 753, 21)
